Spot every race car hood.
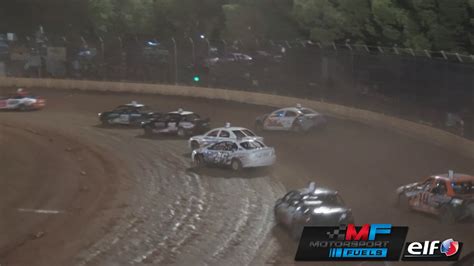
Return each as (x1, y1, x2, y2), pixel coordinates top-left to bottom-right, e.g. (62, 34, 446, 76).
(396, 182, 420, 194)
(98, 111, 112, 117)
(192, 117, 211, 125)
(308, 205, 350, 215)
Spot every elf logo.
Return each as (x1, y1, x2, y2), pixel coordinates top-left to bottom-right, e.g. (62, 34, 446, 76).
(402, 238, 463, 261)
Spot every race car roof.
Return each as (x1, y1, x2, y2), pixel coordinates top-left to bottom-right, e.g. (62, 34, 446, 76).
(211, 126, 253, 132)
(298, 187, 337, 195)
(168, 110, 194, 115)
(432, 173, 474, 182)
(276, 107, 321, 115)
(124, 102, 145, 107)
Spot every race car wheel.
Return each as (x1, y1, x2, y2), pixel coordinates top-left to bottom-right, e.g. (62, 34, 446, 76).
(191, 141, 200, 150)
(291, 123, 303, 133)
(291, 223, 303, 241)
(396, 194, 411, 212)
(467, 203, 474, 219)
(439, 205, 457, 224)
(177, 127, 186, 137)
(230, 159, 242, 171)
(18, 104, 29, 111)
(194, 154, 205, 169)
(255, 121, 264, 132)
(143, 126, 154, 136)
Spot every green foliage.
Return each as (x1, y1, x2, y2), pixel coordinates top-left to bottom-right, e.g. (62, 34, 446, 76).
(0, 0, 471, 52)
(87, 0, 155, 34)
(290, 0, 473, 52)
(223, 0, 300, 41)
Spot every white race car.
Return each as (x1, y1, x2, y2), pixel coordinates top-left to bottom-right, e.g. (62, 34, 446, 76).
(188, 123, 262, 150)
(0, 94, 46, 111)
(255, 104, 326, 132)
(191, 139, 276, 171)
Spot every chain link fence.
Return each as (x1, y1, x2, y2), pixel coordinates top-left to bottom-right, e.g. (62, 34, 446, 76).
(1, 34, 473, 139)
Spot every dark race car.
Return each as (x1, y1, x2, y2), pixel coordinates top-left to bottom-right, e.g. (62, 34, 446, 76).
(275, 182, 354, 240)
(141, 108, 210, 137)
(395, 171, 474, 224)
(98, 101, 159, 126)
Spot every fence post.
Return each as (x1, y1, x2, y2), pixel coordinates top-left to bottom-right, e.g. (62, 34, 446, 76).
(204, 38, 210, 57)
(189, 37, 195, 66)
(440, 50, 448, 60)
(424, 50, 431, 58)
(99, 36, 105, 80)
(171, 37, 178, 85)
(363, 44, 369, 53)
(222, 39, 227, 55)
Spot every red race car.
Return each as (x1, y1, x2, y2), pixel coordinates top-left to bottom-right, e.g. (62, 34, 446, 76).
(395, 171, 474, 223)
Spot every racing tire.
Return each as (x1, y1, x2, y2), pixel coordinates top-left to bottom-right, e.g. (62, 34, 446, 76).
(190, 141, 200, 150)
(18, 104, 29, 112)
(143, 126, 154, 136)
(177, 127, 186, 137)
(439, 205, 457, 224)
(290, 223, 304, 241)
(101, 119, 111, 126)
(255, 121, 264, 132)
(230, 159, 243, 171)
(467, 203, 474, 219)
(396, 194, 411, 213)
(194, 154, 206, 169)
(291, 123, 304, 134)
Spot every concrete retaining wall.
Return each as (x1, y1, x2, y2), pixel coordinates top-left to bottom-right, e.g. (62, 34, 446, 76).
(1, 77, 473, 159)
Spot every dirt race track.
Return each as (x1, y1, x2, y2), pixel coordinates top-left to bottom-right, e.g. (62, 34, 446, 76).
(0, 88, 472, 266)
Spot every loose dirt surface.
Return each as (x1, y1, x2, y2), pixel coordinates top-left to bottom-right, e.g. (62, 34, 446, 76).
(0, 88, 472, 266)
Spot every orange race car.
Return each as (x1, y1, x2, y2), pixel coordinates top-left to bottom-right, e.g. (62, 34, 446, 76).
(395, 171, 474, 224)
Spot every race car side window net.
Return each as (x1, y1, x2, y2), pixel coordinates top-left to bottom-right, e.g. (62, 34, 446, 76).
(219, 130, 230, 138)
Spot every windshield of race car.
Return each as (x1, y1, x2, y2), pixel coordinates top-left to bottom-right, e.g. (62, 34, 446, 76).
(183, 113, 200, 121)
(232, 129, 256, 138)
(299, 108, 317, 115)
(302, 194, 345, 206)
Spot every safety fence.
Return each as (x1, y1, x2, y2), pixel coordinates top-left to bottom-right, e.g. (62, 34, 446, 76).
(0, 35, 473, 140)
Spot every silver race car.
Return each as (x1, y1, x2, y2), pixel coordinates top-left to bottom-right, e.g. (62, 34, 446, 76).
(255, 104, 326, 132)
(188, 123, 262, 150)
(275, 182, 354, 239)
(0, 93, 46, 111)
(191, 139, 276, 171)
